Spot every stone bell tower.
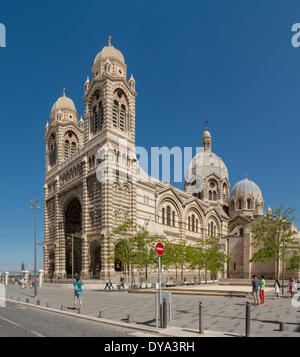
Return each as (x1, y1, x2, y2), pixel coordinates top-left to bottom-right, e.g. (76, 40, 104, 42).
(83, 36, 138, 278)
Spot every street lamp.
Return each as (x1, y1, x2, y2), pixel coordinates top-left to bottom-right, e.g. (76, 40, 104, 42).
(29, 199, 40, 297)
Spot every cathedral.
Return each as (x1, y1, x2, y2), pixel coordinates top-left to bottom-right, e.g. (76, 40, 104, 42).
(43, 38, 298, 282)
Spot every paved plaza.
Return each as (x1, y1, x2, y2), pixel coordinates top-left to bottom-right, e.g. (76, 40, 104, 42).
(4, 284, 300, 337)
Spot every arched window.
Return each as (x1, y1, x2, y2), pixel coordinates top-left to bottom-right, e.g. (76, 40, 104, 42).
(64, 140, 70, 159)
(238, 199, 242, 210)
(90, 90, 104, 135)
(64, 131, 78, 159)
(172, 211, 175, 227)
(239, 228, 244, 236)
(166, 206, 171, 226)
(188, 217, 191, 231)
(71, 142, 76, 155)
(162, 208, 165, 225)
(196, 219, 198, 233)
(247, 199, 251, 209)
(48, 134, 57, 168)
(192, 214, 195, 232)
(119, 104, 126, 131)
(209, 191, 212, 200)
(112, 100, 118, 128)
(112, 90, 128, 131)
(98, 101, 104, 130)
(213, 191, 217, 201)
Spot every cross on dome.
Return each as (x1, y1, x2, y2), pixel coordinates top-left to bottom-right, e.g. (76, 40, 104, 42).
(108, 35, 112, 46)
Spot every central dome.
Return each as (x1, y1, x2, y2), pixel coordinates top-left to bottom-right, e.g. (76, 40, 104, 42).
(185, 151, 229, 183)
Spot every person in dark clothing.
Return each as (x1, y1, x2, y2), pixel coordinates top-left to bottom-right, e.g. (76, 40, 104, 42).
(252, 275, 260, 306)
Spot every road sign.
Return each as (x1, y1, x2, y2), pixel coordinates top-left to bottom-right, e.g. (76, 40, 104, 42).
(155, 242, 165, 256)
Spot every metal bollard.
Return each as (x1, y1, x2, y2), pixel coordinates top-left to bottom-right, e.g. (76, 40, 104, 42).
(26, 298, 29, 303)
(36, 300, 40, 306)
(199, 301, 204, 334)
(61, 304, 64, 311)
(162, 298, 168, 328)
(160, 303, 163, 328)
(46, 302, 49, 308)
(98, 311, 104, 318)
(127, 314, 132, 323)
(245, 301, 250, 337)
(279, 322, 285, 331)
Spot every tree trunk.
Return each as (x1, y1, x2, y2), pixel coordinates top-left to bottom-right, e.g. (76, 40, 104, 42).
(282, 247, 285, 295)
(198, 267, 200, 285)
(181, 264, 183, 283)
(205, 269, 207, 285)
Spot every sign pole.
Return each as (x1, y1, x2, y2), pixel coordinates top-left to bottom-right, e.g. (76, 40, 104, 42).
(155, 242, 165, 328)
(158, 255, 162, 327)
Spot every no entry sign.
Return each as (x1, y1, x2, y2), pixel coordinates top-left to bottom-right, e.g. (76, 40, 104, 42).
(155, 242, 165, 256)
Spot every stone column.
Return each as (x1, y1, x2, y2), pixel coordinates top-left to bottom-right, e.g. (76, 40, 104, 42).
(39, 270, 44, 287)
(43, 185, 50, 279)
(81, 159, 89, 279)
(54, 176, 66, 278)
(5, 272, 9, 285)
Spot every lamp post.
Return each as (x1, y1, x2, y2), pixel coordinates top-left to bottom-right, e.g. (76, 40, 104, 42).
(29, 199, 40, 297)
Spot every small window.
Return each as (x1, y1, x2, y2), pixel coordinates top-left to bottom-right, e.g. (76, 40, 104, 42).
(239, 228, 244, 236)
(238, 199, 242, 210)
(233, 263, 236, 271)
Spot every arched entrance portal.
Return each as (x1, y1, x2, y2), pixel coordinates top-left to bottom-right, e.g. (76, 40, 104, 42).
(89, 240, 101, 279)
(65, 198, 82, 277)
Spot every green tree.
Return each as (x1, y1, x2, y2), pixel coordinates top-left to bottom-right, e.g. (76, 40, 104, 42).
(203, 236, 228, 283)
(186, 243, 205, 284)
(250, 204, 299, 294)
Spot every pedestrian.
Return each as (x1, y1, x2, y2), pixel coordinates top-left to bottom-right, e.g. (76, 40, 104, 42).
(120, 276, 125, 289)
(73, 276, 83, 311)
(274, 279, 280, 299)
(31, 278, 35, 289)
(289, 277, 296, 298)
(252, 275, 260, 306)
(104, 279, 110, 290)
(109, 279, 114, 290)
(260, 275, 265, 304)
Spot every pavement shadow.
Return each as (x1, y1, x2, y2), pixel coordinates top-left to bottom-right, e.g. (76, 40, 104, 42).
(136, 319, 156, 326)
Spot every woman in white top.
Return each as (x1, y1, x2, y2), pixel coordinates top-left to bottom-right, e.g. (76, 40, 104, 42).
(274, 279, 280, 299)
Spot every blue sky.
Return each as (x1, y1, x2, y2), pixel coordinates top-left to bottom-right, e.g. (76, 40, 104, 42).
(1, 0, 300, 271)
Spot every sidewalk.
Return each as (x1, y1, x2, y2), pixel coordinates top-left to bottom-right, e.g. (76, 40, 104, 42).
(5, 284, 300, 337)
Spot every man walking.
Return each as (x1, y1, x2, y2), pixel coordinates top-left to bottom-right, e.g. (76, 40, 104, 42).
(104, 279, 110, 290)
(260, 275, 265, 304)
(252, 275, 260, 306)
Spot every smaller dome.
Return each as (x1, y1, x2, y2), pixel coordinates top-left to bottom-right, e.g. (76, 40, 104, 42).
(94, 44, 125, 66)
(231, 177, 263, 200)
(50, 89, 77, 120)
(51, 95, 76, 114)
